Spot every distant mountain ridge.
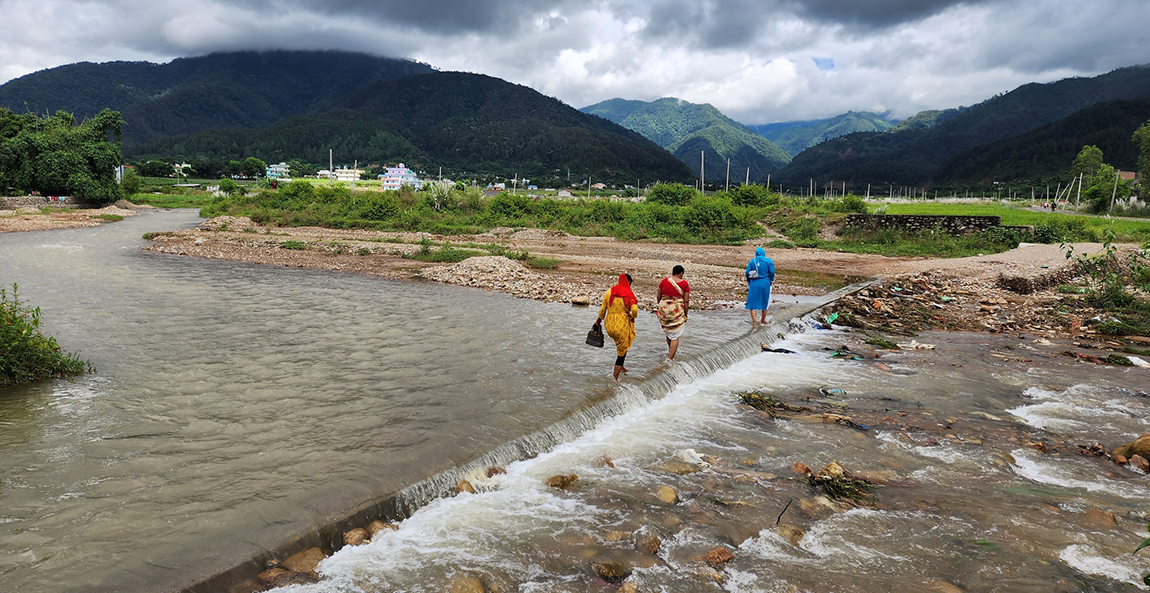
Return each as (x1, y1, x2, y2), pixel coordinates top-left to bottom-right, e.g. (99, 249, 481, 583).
(581, 97, 790, 183)
(132, 72, 693, 182)
(774, 64, 1150, 187)
(746, 111, 894, 156)
(0, 51, 435, 143)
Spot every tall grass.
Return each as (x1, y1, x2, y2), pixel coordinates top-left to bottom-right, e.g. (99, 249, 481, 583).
(1, 285, 90, 386)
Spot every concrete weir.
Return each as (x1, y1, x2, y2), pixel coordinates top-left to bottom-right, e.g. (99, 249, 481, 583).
(178, 280, 877, 593)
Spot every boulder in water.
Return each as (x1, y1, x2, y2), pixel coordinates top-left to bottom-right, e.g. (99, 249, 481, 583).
(281, 547, 326, 575)
(343, 528, 369, 547)
(591, 560, 631, 582)
(546, 474, 578, 489)
(777, 524, 805, 546)
(619, 583, 638, 593)
(570, 296, 590, 306)
(1131, 455, 1150, 472)
(486, 466, 507, 477)
(703, 546, 734, 566)
(636, 533, 662, 555)
(816, 462, 846, 480)
(1116, 435, 1150, 459)
(790, 462, 812, 476)
(673, 448, 709, 468)
(655, 485, 679, 504)
(596, 454, 615, 468)
(457, 479, 476, 494)
(367, 520, 398, 537)
(448, 574, 487, 593)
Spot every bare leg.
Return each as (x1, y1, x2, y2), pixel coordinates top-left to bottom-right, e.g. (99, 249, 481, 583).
(750, 310, 758, 325)
(613, 365, 623, 381)
(760, 312, 768, 324)
(668, 337, 679, 360)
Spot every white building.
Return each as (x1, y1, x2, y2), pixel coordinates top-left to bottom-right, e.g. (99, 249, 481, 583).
(333, 168, 363, 182)
(266, 162, 291, 178)
(379, 163, 423, 190)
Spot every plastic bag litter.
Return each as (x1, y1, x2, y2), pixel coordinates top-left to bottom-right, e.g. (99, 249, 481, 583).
(896, 340, 936, 350)
(1129, 356, 1150, 368)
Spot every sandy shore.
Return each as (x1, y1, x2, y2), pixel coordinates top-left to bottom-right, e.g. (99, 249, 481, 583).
(0, 202, 147, 232)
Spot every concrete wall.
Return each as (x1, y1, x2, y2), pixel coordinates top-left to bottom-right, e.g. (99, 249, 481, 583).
(844, 214, 1003, 235)
(1, 196, 84, 209)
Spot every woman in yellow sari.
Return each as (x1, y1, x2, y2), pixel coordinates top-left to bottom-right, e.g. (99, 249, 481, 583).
(595, 273, 639, 381)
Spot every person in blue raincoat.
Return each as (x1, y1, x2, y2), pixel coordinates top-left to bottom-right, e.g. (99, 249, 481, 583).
(745, 246, 775, 326)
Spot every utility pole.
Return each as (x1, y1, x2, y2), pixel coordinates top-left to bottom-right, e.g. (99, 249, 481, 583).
(866, 183, 871, 199)
(1076, 172, 1083, 211)
(1110, 169, 1121, 212)
(588, 175, 592, 200)
(351, 159, 358, 190)
(745, 168, 749, 186)
(329, 149, 333, 188)
(700, 151, 705, 194)
(725, 158, 730, 192)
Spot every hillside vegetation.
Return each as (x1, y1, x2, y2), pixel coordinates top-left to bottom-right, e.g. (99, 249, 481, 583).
(581, 97, 790, 183)
(747, 111, 894, 156)
(0, 51, 434, 143)
(776, 65, 1150, 187)
(132, 73, 693, 184)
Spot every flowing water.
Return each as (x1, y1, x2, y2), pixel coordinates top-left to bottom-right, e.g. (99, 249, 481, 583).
(0, 210, 792, 592)
(3, 211, 1149, 593)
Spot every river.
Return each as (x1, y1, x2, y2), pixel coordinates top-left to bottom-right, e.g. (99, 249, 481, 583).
(0, 210, 787, 592)
(2, 211, 1148, 592)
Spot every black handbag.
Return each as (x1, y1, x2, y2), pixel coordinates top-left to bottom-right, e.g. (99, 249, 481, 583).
(586, 322, 605, 348)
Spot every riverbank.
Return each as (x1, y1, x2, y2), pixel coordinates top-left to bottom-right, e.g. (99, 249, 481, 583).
(0, 201, 145, 232)
(140, 216, 1116, 315)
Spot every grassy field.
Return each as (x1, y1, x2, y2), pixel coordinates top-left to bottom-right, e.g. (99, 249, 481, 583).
(877, 202, 1150, 243)
(127, 193, 217, 209)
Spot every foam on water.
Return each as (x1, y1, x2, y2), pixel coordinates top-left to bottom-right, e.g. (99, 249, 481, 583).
(1009, 384, 1150, 438)
(1059, 544, 1149, 590)
(1010, 448, 1147, 498)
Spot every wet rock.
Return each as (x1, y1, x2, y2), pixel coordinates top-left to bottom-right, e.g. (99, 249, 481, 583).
(924, 579, 966, 593)
(596, 454, 616, 468)
(673, 448, 710, 469)
(790, 462, 812, 476)
(546, 474, 578, 489)
(652, 459, 703, 475)
(852, 469, 895, 485)
(1117, 435, 1150, 460)
(1085, 508, 1118, 529)
(816, 462, 845, 480)
(591, 560, 631, 582)
(691, 567, 724, 583)
(457, 479, 476, 494)
(257, 567, 292, 585)
(655, 485, 679, 504)
(571, 296, 590, 306)
(777, 524, 805, 547)
(367, 520, 398, 537)
(606, 531, 631, 542)
(636, 533, 662, 555)
(703, 546, 734, 566)
(1114, 453, 1128, 464)
(448, 574, 487, 593)
(619, 583, 638, 593)
(1131, 455, 1150, 472)
(487, 466, 507, 477)
(343, 528, 369, 547)
(282, 547, 326, 575)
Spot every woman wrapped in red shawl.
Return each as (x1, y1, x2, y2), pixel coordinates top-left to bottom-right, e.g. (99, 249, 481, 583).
(595, 273, 639, 381)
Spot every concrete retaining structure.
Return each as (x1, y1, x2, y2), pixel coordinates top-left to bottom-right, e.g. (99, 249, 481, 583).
(1, 196, 84, 209)
(844, 214, 1003, 235)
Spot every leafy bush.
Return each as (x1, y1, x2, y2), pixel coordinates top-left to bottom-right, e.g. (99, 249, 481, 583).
(280, 240, 307, 250)
(218, 177, 241, 196)
(120, 169, 140, 195)
(766, 239, 795, 249)
(728, 184, 774, 207)
(829, 194, 868, 213)
(358, 194, 401, 221)
(646, 182, 697, 206)
(1, 284, 90, 386)
(783, 216, 821, 246)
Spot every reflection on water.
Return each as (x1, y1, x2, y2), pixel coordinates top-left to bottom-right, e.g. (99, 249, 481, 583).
(0, 211, 769, 592)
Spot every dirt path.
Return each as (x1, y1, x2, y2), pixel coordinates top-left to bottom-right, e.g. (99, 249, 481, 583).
(0, 202, 148, 232)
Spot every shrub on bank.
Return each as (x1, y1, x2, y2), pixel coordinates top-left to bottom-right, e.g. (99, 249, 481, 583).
(1, 285, 90, 387)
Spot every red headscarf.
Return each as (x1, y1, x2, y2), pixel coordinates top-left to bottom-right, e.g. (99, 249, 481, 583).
(609, 273, 638, 308)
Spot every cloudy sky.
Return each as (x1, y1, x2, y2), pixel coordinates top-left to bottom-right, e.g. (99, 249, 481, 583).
(1, 0, 1147, 124)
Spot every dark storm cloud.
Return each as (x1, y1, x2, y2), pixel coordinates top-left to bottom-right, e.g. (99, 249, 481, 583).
(787, 0, 1001, 28)
(226, 0, 568, 35)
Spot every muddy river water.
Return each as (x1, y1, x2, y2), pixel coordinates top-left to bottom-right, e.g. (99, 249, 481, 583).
(2, 210, 1150, 592)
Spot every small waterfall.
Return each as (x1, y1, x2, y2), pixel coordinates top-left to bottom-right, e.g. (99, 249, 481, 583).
(180, 281, 873, 593)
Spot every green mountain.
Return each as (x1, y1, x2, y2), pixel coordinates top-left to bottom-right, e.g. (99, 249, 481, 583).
(775, 64, 1150, 188)
(0, 51, 434, 143)
(131, 72, 693, 183)
(581, 97, 790, 183)
(936, 98, 1150, 183)
(746, 111, 894, 156)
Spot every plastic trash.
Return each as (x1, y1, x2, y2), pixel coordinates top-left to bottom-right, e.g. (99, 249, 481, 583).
(819, 387, 847, 396)
(896, 340, 936, 350)
(1129, 356, 1150, 368)
(825, 312, 839, 325)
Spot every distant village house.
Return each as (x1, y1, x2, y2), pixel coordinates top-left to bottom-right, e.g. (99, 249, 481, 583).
(379, 163, 422, 190)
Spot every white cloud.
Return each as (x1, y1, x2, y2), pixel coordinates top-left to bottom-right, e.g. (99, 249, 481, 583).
(1, 0, 1148, 124)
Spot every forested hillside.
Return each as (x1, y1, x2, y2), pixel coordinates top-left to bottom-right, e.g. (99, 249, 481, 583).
(133, 72, 693, 183)
(0, 51, 434, 143)
(746, 111, 894, 156)
(775, 65, 1150, 187)
(581, 97, 790, 183)
(936, 98, 1150, 183)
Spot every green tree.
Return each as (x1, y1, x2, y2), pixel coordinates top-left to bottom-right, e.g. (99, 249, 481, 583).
(120, 168, 140, 196)
(1083, 164, 1133, 211)
(1, 108, 124, 205)
(217, 177, 241, 196)
(1133, 119, 1150, 187)
(136, 160, 172, 177)
(242, 157, 266, 179)
(1070, 145, 1104, 185)
(646, 182, 698, 206)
